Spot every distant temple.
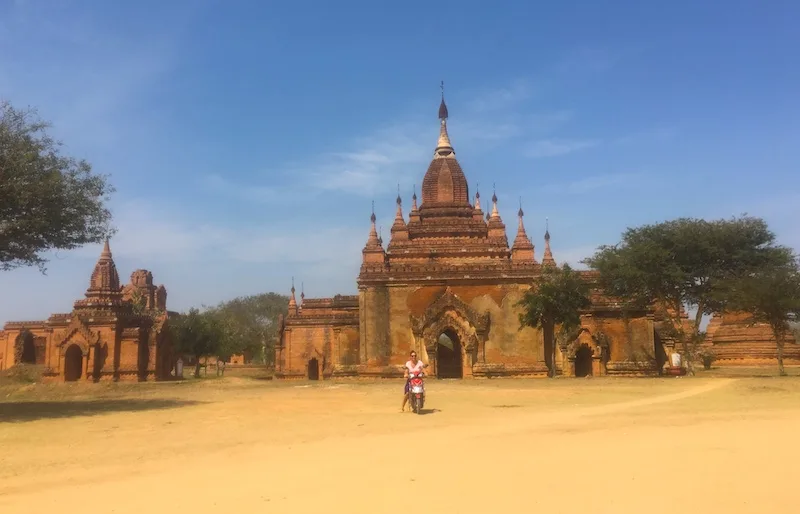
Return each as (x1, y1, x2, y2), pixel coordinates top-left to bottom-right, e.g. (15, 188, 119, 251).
(705, 312, 799, 365)
(277, 94, 679, 379)
(0, 241, 175, 381)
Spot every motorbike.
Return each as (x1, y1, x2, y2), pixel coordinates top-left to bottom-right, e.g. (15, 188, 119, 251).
(408, 371, 425, 414)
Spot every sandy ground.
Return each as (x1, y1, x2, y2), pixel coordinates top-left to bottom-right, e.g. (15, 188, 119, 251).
(1, 375, 799, 513)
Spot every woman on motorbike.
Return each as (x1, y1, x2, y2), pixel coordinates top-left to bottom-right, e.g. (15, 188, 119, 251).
(401, 350, 427, 412)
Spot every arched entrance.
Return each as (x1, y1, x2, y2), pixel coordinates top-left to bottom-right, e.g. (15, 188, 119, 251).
(575, 344, 593, 377)
(307, 358, 320, 380)
(64, 345, 83, 382)
(436, 330, 463, 379)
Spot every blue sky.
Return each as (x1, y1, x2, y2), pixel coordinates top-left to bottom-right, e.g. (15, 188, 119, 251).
(1, 0, 799, 324)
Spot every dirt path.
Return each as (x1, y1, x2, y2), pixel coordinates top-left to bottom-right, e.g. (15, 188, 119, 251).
(1, 378, 796, 513)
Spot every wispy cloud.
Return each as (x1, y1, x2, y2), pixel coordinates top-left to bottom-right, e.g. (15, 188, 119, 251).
(238, 80, 541, 199)
(541, 172, 646, 195)
(0, 4, 177, 150)
(525, 138, 600, 158)
(307, 124, 430, 196)
(556, 46, 626, 74)
(74, 199, 366, 266)
(465, 79, 534, 112)
(527, 110, 575, 135)
(614, 126, 677, 145)
(199, 174, 286, 204)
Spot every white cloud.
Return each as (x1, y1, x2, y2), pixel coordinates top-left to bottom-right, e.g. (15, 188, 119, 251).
(525, 138, 600, 158)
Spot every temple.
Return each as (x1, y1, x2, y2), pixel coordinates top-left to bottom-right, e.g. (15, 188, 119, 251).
(0, 241, 175, 381)
(275, 94, 669, 379)
(704, 312, 800, 365)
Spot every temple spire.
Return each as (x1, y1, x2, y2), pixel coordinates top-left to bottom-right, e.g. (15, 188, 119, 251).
(511, 198, 535, 262)
(487, 183, 507, 240)
(365, 201, 380, 246)
(390, 185, 408, 242)
(288, 277, 298, 313)
(87, 238, 118, 293)
(434, 81, 454, 159)
(75, 238, 123, 309)
(472, 183, 485, 222)
(361, 201, 387, 270)
(101, 238, 112, 258)
(490, 186, 500, 219)
(542, 218, 556, 266)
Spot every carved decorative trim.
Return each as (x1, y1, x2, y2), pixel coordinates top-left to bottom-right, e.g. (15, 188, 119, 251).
(54, 317, 99, 354)
(410, 287, 490, 354)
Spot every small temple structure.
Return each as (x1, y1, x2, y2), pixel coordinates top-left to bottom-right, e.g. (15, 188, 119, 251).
(0, 241, 175, 381)
(275, 92, 669, 379)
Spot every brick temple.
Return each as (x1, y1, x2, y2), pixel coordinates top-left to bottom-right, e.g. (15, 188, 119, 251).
(276, 95, 687, 379)
(0, 241, 175, 381)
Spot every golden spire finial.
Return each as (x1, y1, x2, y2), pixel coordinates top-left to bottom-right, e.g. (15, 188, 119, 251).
(289, 277, 297, 309)
(366, 201, 379, 246)
(394, 186, 404, 221)
(543, 217, 555, 266)
(545, 217, 550, 241)
(491, 184, 499, 218)
(434, 81, 454, 159)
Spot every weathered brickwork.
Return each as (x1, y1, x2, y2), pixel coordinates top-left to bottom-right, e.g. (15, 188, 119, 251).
(0, 241, 175, 382)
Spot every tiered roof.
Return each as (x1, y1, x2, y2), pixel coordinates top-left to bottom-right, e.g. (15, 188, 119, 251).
(358, 90, 554, 285)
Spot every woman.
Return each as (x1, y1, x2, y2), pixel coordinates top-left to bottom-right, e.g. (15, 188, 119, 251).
(401, 350, 427, 412)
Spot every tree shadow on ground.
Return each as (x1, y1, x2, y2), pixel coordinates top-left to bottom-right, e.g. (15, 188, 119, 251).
(0, 399, 204, 423)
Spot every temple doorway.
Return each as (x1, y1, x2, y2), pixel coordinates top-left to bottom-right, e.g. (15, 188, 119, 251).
(18, 332, 36, 364)
(436, 330, 463, 379)
(575, 344, 593, 377)
(307, 358, 320, 380)
(64, 345, 83, 382)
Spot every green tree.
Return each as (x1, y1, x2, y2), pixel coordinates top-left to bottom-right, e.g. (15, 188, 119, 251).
(584, 216, 792, 374)
(517, 264, 592, 377)
(208, 293, 288, 365)
(169, 308, 222, 378)
(1, 101, 114, 272)
(727, 252, 800, 376)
